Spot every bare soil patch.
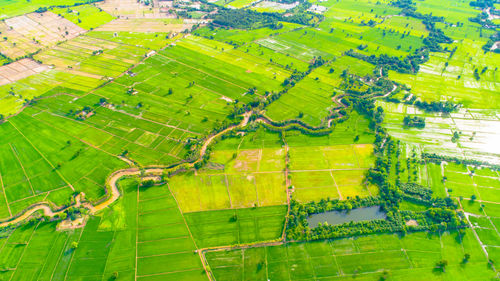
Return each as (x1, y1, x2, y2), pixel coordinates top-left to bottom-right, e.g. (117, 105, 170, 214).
(0, 11, 85, 59)
(94, 18, 200, 32)
(0, 58, 49, 86)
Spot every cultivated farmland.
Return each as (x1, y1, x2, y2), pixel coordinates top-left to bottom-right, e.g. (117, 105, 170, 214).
(0, 0, 499, 279)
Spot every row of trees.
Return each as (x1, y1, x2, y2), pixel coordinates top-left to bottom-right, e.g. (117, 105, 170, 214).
(210, 8, 314, 30)
(413, 100, 459, 113)
(345, 50, 418, 74)
(422, 153, 500, 171)
(0, 53, 13, 66)
(34, 0, 103, 13)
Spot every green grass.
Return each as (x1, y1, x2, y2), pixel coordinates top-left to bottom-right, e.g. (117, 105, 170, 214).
(0, 0, 498, 279)
(0, 222, 83, 280)
(0, 0, 83, 19)
(0, 110, 127, 219)
(266, 75, 336, 126)
(206, 230, 495, 280)
(194, 22, 304, 47)
(51, 4, 114, 30)
(185, 205, 287, 248)
(87, 31, 173, 50)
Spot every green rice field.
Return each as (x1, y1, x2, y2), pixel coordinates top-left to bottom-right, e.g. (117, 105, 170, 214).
(0, 0, 498, 279)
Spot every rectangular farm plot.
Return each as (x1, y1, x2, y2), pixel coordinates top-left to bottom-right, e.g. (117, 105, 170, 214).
(206, 230, 495, 280)
(254, 173, 287, 206)
(34, 35, 148, 78)
(0, 59, 49, 86)
(226, 174, 258, 208)
(170, 171, 287, 213)
(185, 205, 287, 248)
(289, 144, 374, 202)
(208, 148, 285, 173)
(170, 147, 287, 212)
(51, 4, 114, 30)
(291, 171, 336, 189)
(168, 173, 231, 213)
(289, 144, 374, 170)
(291, 170, 371, 202)
(293, 186, 341, 203)
(258, 148, 285, 171)
(136, 184, 205, 279)
(473, 175, 500, 188)
(135, 131, 159, 147)
(231, 150, 260, 173)
(265, 76, 335, 126)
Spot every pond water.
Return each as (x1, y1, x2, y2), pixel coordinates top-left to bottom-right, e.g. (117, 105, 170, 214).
(307, 206, 386, 228)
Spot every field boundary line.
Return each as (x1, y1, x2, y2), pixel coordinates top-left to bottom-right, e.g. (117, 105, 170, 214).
(0, 231, 13, 253)
(8, 221, 39, 281)
(0, 169, 12, 217)
(224, 174, 233, 208)
(137, 221, 185, 231)
(108, 107, 201, 135)
(135, 184, 139, 281)
(138, 206, 178, 215)
(158, 52, 248, 91)
(138, 250, 193, 259)
(136, 267, 203, 278)
(63, 225, 85, 281)
(290, 168, 369, 172)
(351, 144, 361, 168)
(32, 109, 138, 164)
(9, 120, 75, 191)
(164, 183, 214, 280)
(137, 236, 191, 244)
(101, 230, 117, 281)
(9, 143, 35, 195)
(8, 185, 68, 205)
(329, 170, 343, 200)
(48, 232, 73, 281)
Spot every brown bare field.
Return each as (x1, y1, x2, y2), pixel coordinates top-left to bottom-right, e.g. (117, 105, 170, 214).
(0, 11, 85, 59)
(94, 18, 201, 32)
(0, 58, 49, 86)
(98, 0, 173, 18)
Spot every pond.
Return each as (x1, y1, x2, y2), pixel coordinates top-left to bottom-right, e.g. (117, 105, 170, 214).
(307, 206, 387, 228)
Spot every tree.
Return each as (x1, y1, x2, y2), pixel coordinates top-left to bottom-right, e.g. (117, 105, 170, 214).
(435, 260, 448, 272)
(470, 194, 477, 202)
(141, 179, 155, 188)
(71, 242, 79, 250)
(58, 212, 67, 220)
(229, 214, 238, 222)
(462, 253, 470, 263)
(111, 272, 119, 280)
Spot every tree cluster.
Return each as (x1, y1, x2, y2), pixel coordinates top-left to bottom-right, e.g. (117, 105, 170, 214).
(403, 115, 425, 128)
(391, 0, 452, 52)
(210, 8, 313, 29)
(422, 153, 500, 171)
(413, 100, 459, 113)
(346, 50, 418, 74)
(482, 32, 500, 53)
